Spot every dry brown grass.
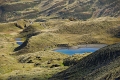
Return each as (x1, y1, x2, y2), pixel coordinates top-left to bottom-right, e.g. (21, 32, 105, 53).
(15, 17, 120, 54)
(0, 17, 120, 80)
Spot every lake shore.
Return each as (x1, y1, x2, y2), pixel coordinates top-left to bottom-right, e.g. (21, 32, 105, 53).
(75, 44, 107, 48)
(53, 44, 107, 50)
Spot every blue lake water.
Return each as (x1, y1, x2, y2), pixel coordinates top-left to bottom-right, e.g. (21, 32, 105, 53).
(16, 42, 23, 45)
(55, 48, 99, 55)
(15, 38, 23, 45)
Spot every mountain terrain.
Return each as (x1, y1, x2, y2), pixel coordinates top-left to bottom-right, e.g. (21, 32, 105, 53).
(0, 0, 120, 80)
(0, 0, 120, 22)
(49, 43, 120, 80)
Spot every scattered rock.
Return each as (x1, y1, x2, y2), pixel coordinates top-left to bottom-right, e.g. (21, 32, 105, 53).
(57, 58, 61, 61)
(50, 64, 61, 68)
(36, 56, 41, 60)
(32, 78, 39, 80)
(2, 55, 5, 57)
(27, 60, 33, 63)
(34, 63, 41, 67)
(47, 59, 53, 64)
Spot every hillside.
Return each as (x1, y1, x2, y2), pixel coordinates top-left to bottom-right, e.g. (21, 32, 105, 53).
(0, 0, 120, 22)
(0, 0, 120, 80)
(0, 17, 119, 80)
(14, 18, 120, 54)
(49, 42, 120, 80)
(92, 0, 120, 17)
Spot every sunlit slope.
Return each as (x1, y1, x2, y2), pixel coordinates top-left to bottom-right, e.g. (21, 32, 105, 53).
(15, 18, 120, 54)
(0, 0, 120, 22)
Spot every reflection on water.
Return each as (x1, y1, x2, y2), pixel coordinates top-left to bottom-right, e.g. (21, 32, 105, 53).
(16, 42, 23, 45)
(55, 48, 99, 55)
(15, 38, 22, 41)
(15, 38, 23, 45)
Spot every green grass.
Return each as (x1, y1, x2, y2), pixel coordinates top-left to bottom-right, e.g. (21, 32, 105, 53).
(16, 33, 60, 53)
(56, 20, 120, 34)
(0, 17, 120, 80)
(15, 18, 120, 54)
(55, 19, 120, 44)
(0, 0, 119, 80)
(0, 51, 69, 80)
(0, 23, 19, 32)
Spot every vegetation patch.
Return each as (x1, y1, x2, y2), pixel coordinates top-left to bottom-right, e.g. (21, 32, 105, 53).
(0, 22, 19, 32)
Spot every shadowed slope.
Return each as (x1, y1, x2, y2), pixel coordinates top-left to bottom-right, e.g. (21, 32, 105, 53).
(49, 43, 120, 80)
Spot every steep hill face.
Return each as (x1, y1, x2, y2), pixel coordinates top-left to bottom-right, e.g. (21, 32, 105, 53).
(0, 0, 120, 22)
(0, 0, 11, 5)
(92, 0, 120, 17)
(49, 43, 120, 80)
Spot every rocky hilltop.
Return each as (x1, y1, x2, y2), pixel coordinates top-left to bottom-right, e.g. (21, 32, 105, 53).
(0, 0, 120, 22)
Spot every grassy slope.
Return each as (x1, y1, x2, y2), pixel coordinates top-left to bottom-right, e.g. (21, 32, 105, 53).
(15, 17, 120, 54)
(1, 0, 120, 22)
(0, 0, 119, 80)
(0, 22, 33, 78)
(0, 22, 69, 80)
(49, 43, 120, 80)
(0, 17, 120, 80)
(0, 22, 20, 32)
(0, 51, 69, 80)
(93, 0, 120, 17)
(57, 17, 120, 44)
